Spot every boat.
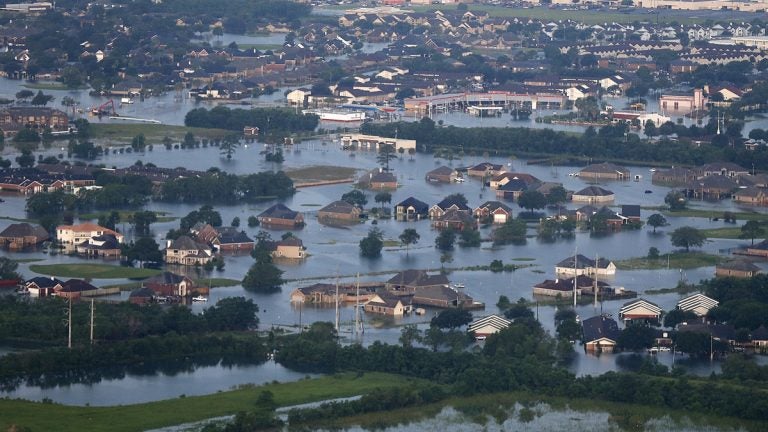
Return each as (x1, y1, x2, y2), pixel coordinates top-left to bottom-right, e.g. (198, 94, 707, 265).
(452, 283, 465, 289)
(414, 308, 426, 315)
(645, 190, 653, 194)
(649, 168, 657, 172)
(120, 97, 134, 104)
(192, 296, 208, 302)
(302, 109, 366, 122)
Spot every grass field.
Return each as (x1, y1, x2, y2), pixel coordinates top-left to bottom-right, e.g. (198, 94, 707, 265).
(77, 210, 176, 223)
(700, 226, 747, 239)
(615, 252, 723, 270)
(103, 278, 241, 291)
(285, 165, 358, 183)
(90, 124, 231, 143)
(29, 263, 161, 279)
(663, 209, 768, 222)
(22, 82, 87, 90)
(0, 372, 418, 432)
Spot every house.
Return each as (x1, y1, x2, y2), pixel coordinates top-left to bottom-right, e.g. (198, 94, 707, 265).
(318, 200, 362, 222)
(533, 275, 608, 297)
(620, 205, 641, 223)
(385, 269, 449, 293)
(652, 167, 696, 186)
(144, 272, 196, 297)
(746, 240, 768, 258)
(257, 203, 305, 228)
(582, 315, 621, 353)
(494, 178, 532, 201)
(677, 322, 735, 345)
(411, 285, 481, 309)
(618, 298, 662, 324)
(429, 196, 471, 219)
(129, 287, 155, 305)
(466, 162, 505, 178)
(364, 292, 411, 316)
(715, 260, 760, 278)
(555, 254, 616, 276)
(362, 170, 398, 189)
(0, 107, 70, 136)
(676, 293, 719, 317)
(269, 236, 306, 259)
(56, 223, 124, 245)
(425, 166, 459, 183)
(685, 175, 738, 200)
(474, 201, 513, 224)
(572, 186, 615, 203)
(751, 326, 768, 352)
(395, 197, 429, 220)
(489, 172, 540, 190)
(468, 314, 511, 337)
(733, 187, 768, 205)
(290, 283, 343, 304)
(659, 88, 706, 113)
(432, 209, 476, 231)
(578, 162, 630, 180)
(0, 222, 48, 249)
(24, 276, 64, 297)
(56, 279, 99, 299)
(203, 227, 254, 252)
(165, 235, 214, 266)
(74, 234, 122, 258)
(697, 162, 750, 178)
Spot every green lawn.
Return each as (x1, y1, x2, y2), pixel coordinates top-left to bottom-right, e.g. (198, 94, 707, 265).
(663, 209, 768, 222)
(700, 226, 746, 239)
(0, 372, 417, 432)
(77, 210, 175, 223)
(22, 82, 86, 90)
(615, 252, 723, 270)
(90, 124, 231, 143)
(29, 263, 161, 279)
(103, 277, 241, 291)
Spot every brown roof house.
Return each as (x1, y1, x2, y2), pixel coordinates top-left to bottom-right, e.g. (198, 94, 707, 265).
(432, 209, 477, 231)
(144, 272, 197, 297)
(364, 292, 412, 316)
(572, 186, 615, 203)
(269, 236, 306, 259)
(425, 166, 460, 183)
(715, 260, 760, 278)
(0, 222, 48, 249)
(165, 235, 214, 266)
(257, 203, 305, 228)
(385, 269, 449, 293)
(429, 195, 471, 219)
(412, 285, 482, 309)
(467, 162, 506, 178)
(474, 201, 513, 224)
(733, 187, 768, 205)
(360, 169, 397, 189)
(318, 200, 362, 223)
(582, 315, 621, 353)
(579, 162, 630, 180)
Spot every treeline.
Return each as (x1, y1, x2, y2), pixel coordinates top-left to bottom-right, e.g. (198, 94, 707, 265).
(274, 317, 768, 424)
(157, 170, 295, 204)
(0, 296, 259, 345)
(701, 275, 768, 331)
(361, 119, 768, 170)
(184, 107, 319, 135)
(0, 333, 266, 391)
(156, 0, 311, 29)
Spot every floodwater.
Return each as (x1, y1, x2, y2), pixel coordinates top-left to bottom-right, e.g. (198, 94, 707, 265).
(0, 360, 313, 406)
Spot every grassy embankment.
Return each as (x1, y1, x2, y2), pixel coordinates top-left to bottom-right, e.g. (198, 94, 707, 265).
(77, 210, 176, 223)
(615, 252, 723, 270)
(22, 82, 88, 90)
(663, 208, 768, 222)
(0, 372, 418, 432)
(29, 263, 161, 279)
(89, 124, 231, 145)
(284, 165, 358, 186)
(102, 278, 242, 292)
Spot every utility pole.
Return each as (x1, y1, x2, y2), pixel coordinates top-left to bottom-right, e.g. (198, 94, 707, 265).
(573, 246, 578, 308)
(355, 273, 360, 338)
(334, 276, 340, 333)
(68, 297, 72, 349)
(90, 298, 94, 345)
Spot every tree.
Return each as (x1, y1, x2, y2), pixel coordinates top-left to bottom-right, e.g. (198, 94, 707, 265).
(359, 227, 384, 258)
(554, 308, 580, 341)
(30, 90, 54, 106)
(341, 190, 368, 208)
(15, 90, 33, 102)
(647, 213, 668, 233)
(15, 149, 35, 167)
(130, 134, 146, 151)
(98, 211, 120, 230)
(248, 216, 259, 227)
(374, 191, 391, 211)
(444, 193, 468, 207)
(130, 211, 157, 235)
(183, 132, 196, 148)
(399, 228, 420, 255)
(242, 256, 284, 294)
(517, 190, 547, 216)
(231, 216, 241, 227)
(377, 143, 396, 172)
(665, 191, 687, 211)
(663, 309, 697, 328)
(0, 257, 21, 280)
(546, 185, 568, 206)
(122, 237, 163, 265)
(435, 229, 456, 251)
(431, 309, 472, 329)
(220, 134, 240, 160)
(399, 324, 421, 348)
(493, 219, 527, 245)
(14, 128, 39, 143)
(740, 220, 765, 245)
(458, 228, 481, 247)
(204, 297, 259, 331)
(671, 226, 706, 252)
(617, 324, 656, 350)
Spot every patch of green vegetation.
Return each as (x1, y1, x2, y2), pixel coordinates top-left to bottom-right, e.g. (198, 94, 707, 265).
(0, 372, 416, 432)
(29, 264, 161, 279)
(700, 226, 746, 239)
(0, 216, 34, 223)
(615, 252, 723, 271)
(285, 166, 358, 183)
(301, 203, 322, 207)
(645, 285, 701, 295)
(77, 210, 175, 223)
(663, 209, 768, 222)
(511, 257, 536, 262)
(23, 82, 87, 90)
(383, 240, 400, 247)
(90, 124, 230, 143)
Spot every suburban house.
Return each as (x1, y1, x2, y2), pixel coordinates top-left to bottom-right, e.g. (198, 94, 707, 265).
(425, 166, 459, 183)
(751, 326, 768, 352)
(578, 162, 630, 180)
(733, 186, 768, 205)
(684, 175, 738, 200)
(745, 239, 768, 258)
(618, 298, 662, 324)
(193, 224, 254, 252)
(697, 162, 749, 178)
(715, 260, 760, 278)
(74, 234, 122, 258)
(571, 186, 615, 203)
(395, 197, 429, 220)
(494, 178, 532, 201)
(56, 279, 99, 299)
(56, 222, 124, 245)
(489, 172, 540, 190)
(429, 196, 471, 219)
(466, 162, 505, 178)
(555, 254, 616, 276)
(165, 235, 214, 266)
(676, 293, 719, 317)
(432, 209, 476, 231)
(24, 276, 64, 297)
(257, 203, 305, 228)
(385, 269, 449, 293)
(290, 282, 376, 304)
(0, 106, 70, 136)
(361, 169, 398, 189)
(474, 201, 513, 224)
(533, 275, 609, 297)
(269, 236, 306, 259)
(677, 322, 735, 345)
(144, 272, 196, 297)
(411, 285, 481, 309)
(659, 88, 706, 114)
(652, 167, 696, 186)
(129, 287, 156, 305)
(364, 292, 411, 316)
(582, 315, 621, 353)
(318, 200, 362, 222)
(0, 222, 48, 249)
(467, 314, 511, 337)
(619, 205, 642, 223)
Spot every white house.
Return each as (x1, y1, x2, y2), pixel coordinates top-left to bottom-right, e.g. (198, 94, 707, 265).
(468, 314, 511, 337)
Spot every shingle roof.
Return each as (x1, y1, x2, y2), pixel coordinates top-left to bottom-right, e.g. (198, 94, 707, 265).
(0, 223, 48, 240)
(574, 186, 614, 197)
(258, 203, 300, 220)
(582, 315, 620, 343)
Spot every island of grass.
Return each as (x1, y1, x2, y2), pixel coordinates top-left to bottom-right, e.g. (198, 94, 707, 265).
(615, 252, 723, 271)
(29, 263, 161, 279)
(285, 165, 358, 187)
(90, 124, 230, 144)
(77, 210, 176, 223)
(662, 208, 768, 222)
(103, 277, 241, 291)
